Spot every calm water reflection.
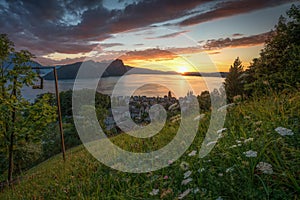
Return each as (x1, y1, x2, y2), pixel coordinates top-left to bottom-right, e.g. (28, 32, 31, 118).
(22, 74, 224, 100)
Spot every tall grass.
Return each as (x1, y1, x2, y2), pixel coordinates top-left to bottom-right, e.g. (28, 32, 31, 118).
(1, 91, 299, 199)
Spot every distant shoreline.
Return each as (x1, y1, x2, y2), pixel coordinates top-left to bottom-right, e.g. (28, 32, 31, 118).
(43, 72, 228, 80)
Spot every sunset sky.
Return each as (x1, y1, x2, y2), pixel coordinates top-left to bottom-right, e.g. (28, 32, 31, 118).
(0, 0, 298, 72)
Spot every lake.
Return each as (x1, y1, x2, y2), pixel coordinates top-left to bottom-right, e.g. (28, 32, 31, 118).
(22, 74, 225, 100)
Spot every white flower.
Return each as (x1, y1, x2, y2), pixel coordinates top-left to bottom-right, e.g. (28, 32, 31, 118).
(218, 173, 223, 177)
(149, 189, 159, 196)
(181, 178, 193, 185)
(178, 189, 191, 199)
(188, 150, 197, 157)
(193, 188, 199, 194)
(184, 170, 192, 179)
(244, 138, 254, 143)
(180, 162, 189, 171)
(206, 141, 217, 146)
(198, 168, 205, 173)
(243, 150, 257, 158)
(216, 196, 223, 200)
(236, 140, 242, 144)
(226, 166, 234, 173)
(229, 144, 237, 148)
(256, 162, 273, 174)
(275, 127, 294, 136)
(217, 103, 235, 112)
(193, 114, 205, 121)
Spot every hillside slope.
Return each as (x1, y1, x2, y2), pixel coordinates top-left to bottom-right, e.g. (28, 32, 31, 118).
(1, 92, 299, 199)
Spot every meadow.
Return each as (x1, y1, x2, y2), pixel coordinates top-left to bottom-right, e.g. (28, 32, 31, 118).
(1, 91, 299, 199)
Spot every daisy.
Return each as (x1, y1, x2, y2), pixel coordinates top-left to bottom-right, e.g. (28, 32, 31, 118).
(178, 189, 191, 199)
(149, 189, 159, 196)
(184, 170, 192, 179)
(181, 178, 193, 185)
(256, 162, 273, 174)
(243, 150, 257, 158)
(275, 127, 294, 136)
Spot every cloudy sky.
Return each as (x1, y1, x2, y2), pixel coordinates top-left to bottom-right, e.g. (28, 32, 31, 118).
(0, 0, 298, 72)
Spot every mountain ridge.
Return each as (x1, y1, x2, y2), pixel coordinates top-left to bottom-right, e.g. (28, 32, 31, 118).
(43, 59, 177, 80)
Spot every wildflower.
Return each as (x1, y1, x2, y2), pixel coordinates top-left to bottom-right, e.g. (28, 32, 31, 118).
(255, 121, 262, 126)
(226, 166, 234, 173)
(244, 138, 254, 143)
(149, 189, 159, 196)
(180, 162, 189, 170)
(163, 175, 169, 180)
(229, 144, 237, 148)
(217, 103, 235, 112)
(188, 150, 197, 157)
(243, 150, 257, 158)
(160, 188, 173, 199)
(193, 114, 205, 121)
(236, 140, 242, 144)
(218, 173, 223, 177)
(275, 127, 294, 136)
(181, 178, 193, 185)
(237, 144, 242, 147)
(216, 196, 223, 200)
(206, 141, 217, 146)
(178, 189, 191, 199)
(256, 162, 273, 174)
(184, 170, 192, 179)
(193, 188, 199, 194)
(198, 168, 205, 173)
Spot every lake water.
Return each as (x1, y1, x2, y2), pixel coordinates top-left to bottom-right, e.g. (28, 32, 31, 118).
(22, 74, 224, 100)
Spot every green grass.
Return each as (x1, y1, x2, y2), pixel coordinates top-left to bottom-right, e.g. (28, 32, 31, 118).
(1, 92, 299, 199)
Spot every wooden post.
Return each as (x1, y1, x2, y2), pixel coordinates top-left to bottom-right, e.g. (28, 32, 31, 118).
(53, 67, 66, 161)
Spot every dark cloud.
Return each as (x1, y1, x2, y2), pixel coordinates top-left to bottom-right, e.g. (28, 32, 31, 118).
(203, 32, 272, 50)
(179, 0, 296, 26)
(0, 0, 207, 57)
(146, 30, 189, 39)
(99, 43, 124, 48)
(0, 0, 295, 65)
(232, 33, 244, 37)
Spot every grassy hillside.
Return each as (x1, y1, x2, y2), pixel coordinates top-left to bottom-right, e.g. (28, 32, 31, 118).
(1, 92, 299, 199)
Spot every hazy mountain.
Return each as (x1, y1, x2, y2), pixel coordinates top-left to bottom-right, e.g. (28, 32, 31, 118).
(43, 59, 177, 80)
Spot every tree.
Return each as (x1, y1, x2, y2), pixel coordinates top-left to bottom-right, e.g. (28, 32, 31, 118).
(224, 57, 244, 102)
(0, 34, 56, 182)
(245, 5, 300, 94)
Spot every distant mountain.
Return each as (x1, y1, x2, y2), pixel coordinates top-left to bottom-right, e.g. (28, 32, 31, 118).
(43, 59, 177, 80)
(2, 54, 52, 75)
(182, 71, 228, 78)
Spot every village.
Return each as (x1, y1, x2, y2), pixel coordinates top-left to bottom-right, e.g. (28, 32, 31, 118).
(104, 91, 198, 131)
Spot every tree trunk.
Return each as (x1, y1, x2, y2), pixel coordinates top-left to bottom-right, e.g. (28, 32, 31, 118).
(7, 128, 14, 183)
(8, 77, 17, 183)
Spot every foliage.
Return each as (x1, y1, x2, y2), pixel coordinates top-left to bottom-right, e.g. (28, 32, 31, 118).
(0, 34, 56, 181)
(224, 57, 244, 102)
(0, 91, 299, 199)
(244, 5, 300, 94)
